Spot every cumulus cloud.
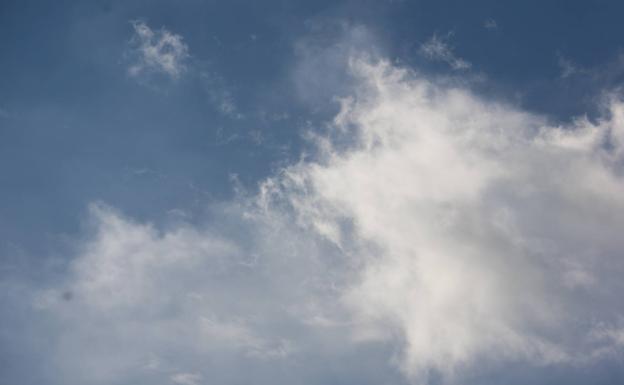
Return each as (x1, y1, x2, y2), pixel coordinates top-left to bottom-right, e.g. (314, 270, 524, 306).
(31, 202, 350, 385)
(27, 53, 624, 385)
(200, 71, 243, 119)
(420, 33, 471, 70)
(127, 21, 189, 79)
(276, 58, 624, 380)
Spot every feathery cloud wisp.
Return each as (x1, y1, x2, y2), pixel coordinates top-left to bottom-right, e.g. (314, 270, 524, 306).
(127, 21, 189, 79)
(420, 33, 471, 70)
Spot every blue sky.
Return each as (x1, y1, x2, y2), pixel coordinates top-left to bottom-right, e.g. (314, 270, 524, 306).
(2, 1, 624, 384)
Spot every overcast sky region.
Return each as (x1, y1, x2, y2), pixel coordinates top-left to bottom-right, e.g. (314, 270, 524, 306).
(2, 1, 624, 384)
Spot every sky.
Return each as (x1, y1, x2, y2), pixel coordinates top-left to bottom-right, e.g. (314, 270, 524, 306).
(1, 1, 624, 384)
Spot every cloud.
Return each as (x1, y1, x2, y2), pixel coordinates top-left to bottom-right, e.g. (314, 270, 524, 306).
(557, 54, 586, 79)
(127, 21, 189, 79)
(200, 71, 243, 119)
(23, 52, 624, 385)
(420, 33, 471, 70)
(171, 372, 202, 385)
(30, 202, 348, 385)
(266, 55, 624, 380)
(292, 21, 381, 106)
(484, 19, 498, 30)
(125, 20, 242, 117)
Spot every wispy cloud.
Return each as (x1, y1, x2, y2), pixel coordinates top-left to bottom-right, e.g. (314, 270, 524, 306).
(127, 21, 189, 79)
(420, 32, 471, 70)
(484, 18, 498, 30)
(557, 53, 583, 78)
(200, 71, 243, 119)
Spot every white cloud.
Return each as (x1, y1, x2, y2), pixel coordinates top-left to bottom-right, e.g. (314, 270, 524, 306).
(127, 21, 189, 79)
(32, 202, 339, 384)
(420, 33, 471, 70)
(30, 53, 624, 385)
(266, 57, 624, 381)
